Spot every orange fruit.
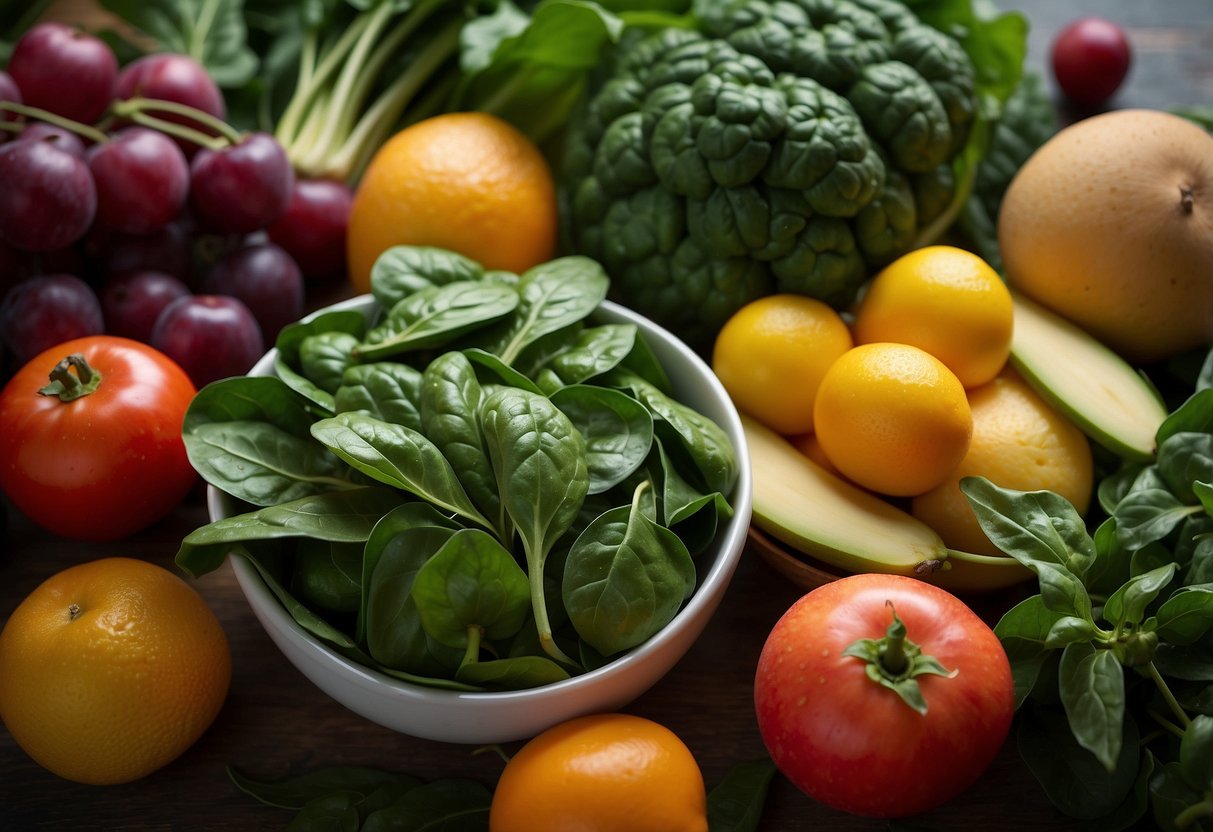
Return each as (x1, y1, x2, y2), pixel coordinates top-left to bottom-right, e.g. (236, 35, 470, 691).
(711, 294, 853, 435)
(0, 557, 231, 785)
(489, 713, 708, 832)
(788, 432, 839, 475)
(346, 112, 558, 293)
(853, 245, 1013, 388)
(912, 370, 1094, 556)
(813, 343, 973, 497)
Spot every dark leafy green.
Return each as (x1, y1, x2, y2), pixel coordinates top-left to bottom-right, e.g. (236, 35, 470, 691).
(978, 370, 1213, 827)
(175, 245, 735, 692)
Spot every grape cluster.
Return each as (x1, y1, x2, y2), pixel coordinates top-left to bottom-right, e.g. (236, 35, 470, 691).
(0, 23, 353, 389)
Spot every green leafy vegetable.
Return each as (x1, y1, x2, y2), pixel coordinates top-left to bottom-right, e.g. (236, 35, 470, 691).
(175, 245, 735, 692)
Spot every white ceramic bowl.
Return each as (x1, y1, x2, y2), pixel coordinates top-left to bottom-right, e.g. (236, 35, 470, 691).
(209, 295, 752, 745)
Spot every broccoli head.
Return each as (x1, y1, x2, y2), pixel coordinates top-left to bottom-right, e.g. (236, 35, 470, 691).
(562, 0, 979, 353)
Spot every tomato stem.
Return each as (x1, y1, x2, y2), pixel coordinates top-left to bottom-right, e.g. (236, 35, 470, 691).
(842, 602, 957, 715)
(39, 354, 104, 402)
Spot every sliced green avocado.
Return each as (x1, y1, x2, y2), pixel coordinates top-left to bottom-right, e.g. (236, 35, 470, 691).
(1009, 292, 1167, 463)
(743, 416, 948, 576)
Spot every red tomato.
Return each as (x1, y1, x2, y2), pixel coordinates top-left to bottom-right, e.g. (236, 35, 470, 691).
(0, 335, 198, 542)
(753, 573, 1014, 818)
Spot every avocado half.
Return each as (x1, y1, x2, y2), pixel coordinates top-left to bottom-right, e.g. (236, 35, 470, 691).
(1009, 292, 1168, 463)
(744, 416, 1034, 593)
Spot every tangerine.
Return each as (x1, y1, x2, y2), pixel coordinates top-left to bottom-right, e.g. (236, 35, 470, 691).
(346, 112, 558, 293)
(489, 712, 708, 832)
(0, 557, 231, 785)
(912, 370, 1094, 556)
(711, 294, 853, 435)
(813, 343, 973, 497)
(853, 245, 1013, 388)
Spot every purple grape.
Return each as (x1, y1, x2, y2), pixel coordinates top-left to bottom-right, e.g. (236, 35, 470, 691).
(0, 274, 104, 363)
(100, 270, 192, 343)
(88, 127, 189, 235)
(18, 122, 87, 159)
(189, 132, 293, 234)
(0, 71, 23, 141)
(266, 178, 352, 281)
(150, 294, 265, 387)
(0, 139, 97, 252)
(199, 243, 304, 342)
(7, 23, 117, 125)
(98, 215, 196, 282)
(115, 53, 226, 156)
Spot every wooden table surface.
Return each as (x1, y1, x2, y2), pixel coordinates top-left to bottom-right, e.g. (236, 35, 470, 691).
(3, 2, 1212, 830)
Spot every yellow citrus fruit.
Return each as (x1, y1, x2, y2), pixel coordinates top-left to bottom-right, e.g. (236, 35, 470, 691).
(346, 111, 558, 293)
(788, 431, 839, 475)
(813, 343, 973, 497)
(489, 713, 708, 832)
(711, 294, 853, 435)
(912, 370, 1094, 556)
(853, 245, 1014, 388)
(0, 557, 231, 785)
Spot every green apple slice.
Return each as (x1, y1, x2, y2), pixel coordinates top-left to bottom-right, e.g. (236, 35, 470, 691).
(1009, 292, 1167, 463)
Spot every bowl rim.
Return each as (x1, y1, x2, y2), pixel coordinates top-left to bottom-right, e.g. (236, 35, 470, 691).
(215, 294, 754, 702)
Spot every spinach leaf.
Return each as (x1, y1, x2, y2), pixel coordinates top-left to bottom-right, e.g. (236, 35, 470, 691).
(410, 529, 531, 656)
(651, 439, 733, 557)
(186, 420, 356, 507)
(480, 386, 588, 664)
(311, 412, 493, 530)
(462, 348, 544, 394)
(550, 384, 654, 495)
(420, 352, 507, 540)
(334, 362, 425, 431)
(546, 323, 637, 385)
(454, 655, 571, 689)
(562, 481, 696, 656)
(228, 765, 419, 811)
(177, 486, 405, 577)
(363, 517, 464, 676)
(361, 778, 491, 832)
(369, 246, 486, 311)
(358, 281, 519, 360)
(617, 372, 737, 495)
(290, 539, 363, 614)
(706, 759, 778, 832)
(299, 332, 361, 395)
(274, 309, 368, 409)
(484, 256, 610, 364)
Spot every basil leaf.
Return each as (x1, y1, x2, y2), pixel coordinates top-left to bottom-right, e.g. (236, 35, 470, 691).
(1103, 563, 1179, 629)
(1115, 489, 1202, 551)
(227, 765, 418, 811)
(706, 759, 778, 832)
(1154, 584, 1213, 645)
(995, 594, 1067, 707)
(1058, 642, 1126, 773)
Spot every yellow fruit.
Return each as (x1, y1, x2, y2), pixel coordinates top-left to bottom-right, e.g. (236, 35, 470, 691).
(711, 294, 853, 435)
(853, 245, 1013, 389)
(489, 713, 708, 832)
(999, 108, 1213, 363)
(912, 371, 1094, 556)
(813, 343, 972, 497)
(0, 557, 231, 785)
(788, 431, 839, 475)
(346, 112, 558, 294)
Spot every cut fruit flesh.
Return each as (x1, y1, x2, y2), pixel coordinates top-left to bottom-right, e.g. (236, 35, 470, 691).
(1009, 292, 1167, 463)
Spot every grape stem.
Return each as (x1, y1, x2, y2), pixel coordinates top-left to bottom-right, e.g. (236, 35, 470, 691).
(0, 102, 109, 144)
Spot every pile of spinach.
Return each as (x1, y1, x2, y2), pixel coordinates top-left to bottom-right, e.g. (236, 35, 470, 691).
(175, 245, 738, 692)
(962, 355, 1213, 830)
